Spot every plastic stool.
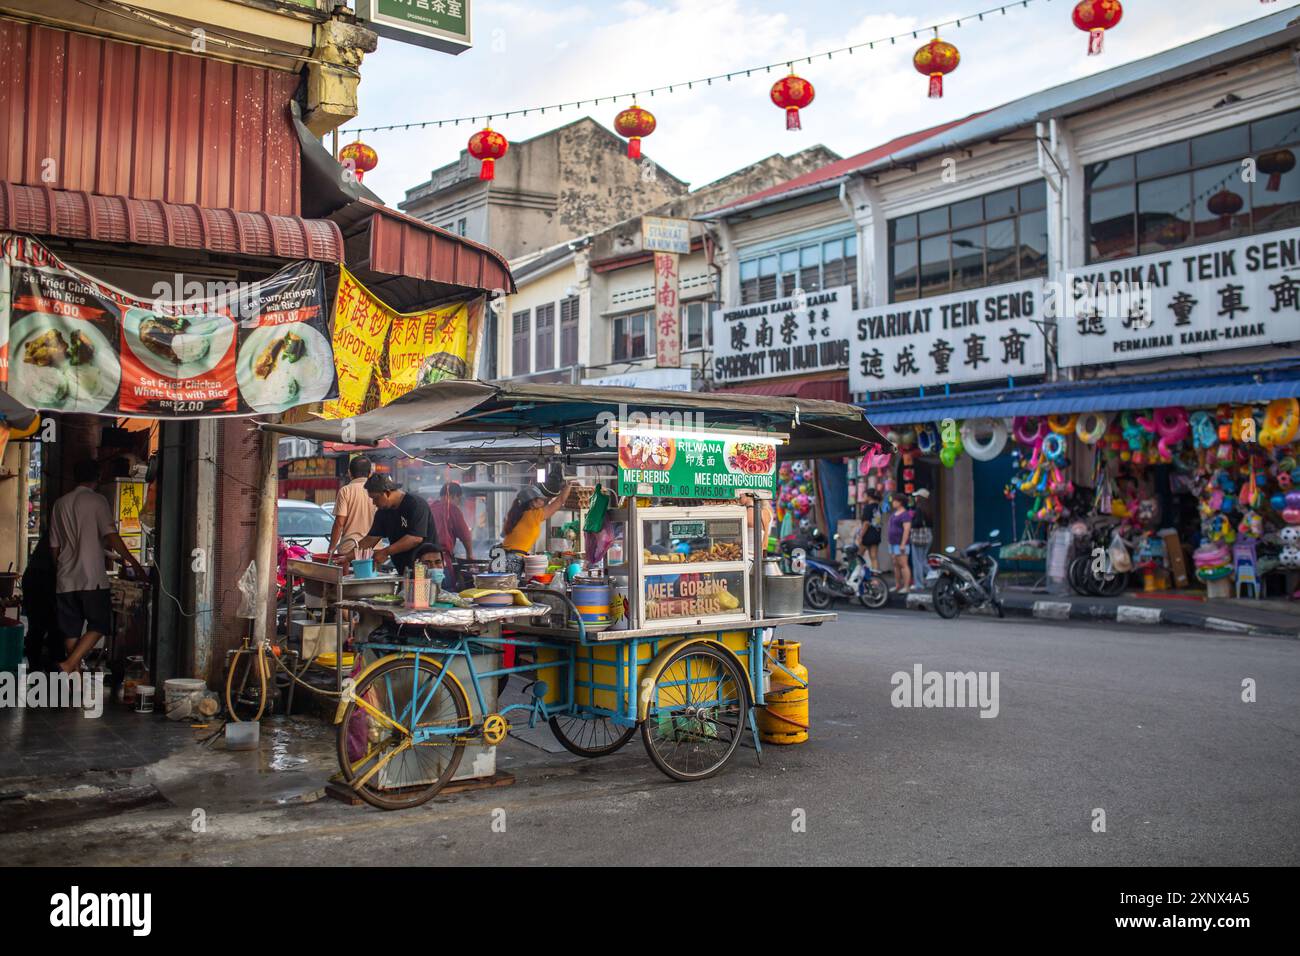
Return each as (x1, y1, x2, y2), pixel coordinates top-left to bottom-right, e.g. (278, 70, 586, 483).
(1233, 541, 1260, 600)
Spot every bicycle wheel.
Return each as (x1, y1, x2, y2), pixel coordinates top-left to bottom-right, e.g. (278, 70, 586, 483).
(859, 575, 890, 609)
(641, 643, 748, 782)
(549, 713, 636, 758)
(336, 656, 470, 811)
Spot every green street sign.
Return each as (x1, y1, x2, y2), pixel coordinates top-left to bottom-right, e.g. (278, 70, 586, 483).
(354, 0, 472, 55)
(617, 428, 778, 500)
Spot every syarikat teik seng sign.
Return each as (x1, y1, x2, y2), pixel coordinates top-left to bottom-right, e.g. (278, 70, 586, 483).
(1057, 227, 1300, 367)
(710, 285, 853, 383)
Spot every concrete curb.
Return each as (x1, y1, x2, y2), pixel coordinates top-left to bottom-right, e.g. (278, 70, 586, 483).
(882, 590, 1299, 638)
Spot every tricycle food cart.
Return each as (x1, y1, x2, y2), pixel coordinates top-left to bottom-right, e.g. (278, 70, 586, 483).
(263, 381, 883, 810)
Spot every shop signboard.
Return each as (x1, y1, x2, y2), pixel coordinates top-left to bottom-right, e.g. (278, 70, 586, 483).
(711, 284, 854, 384)
(582, 367, 692, 390)
(654, 252, 681, 368)
(1056, 227, 1300, 367)
(0, 234, 336, 418)
(642, 217, 691, 255)
(354, 0, 472, 55)
(848, 278, 1047, 393)
(617, 426, 778, 499)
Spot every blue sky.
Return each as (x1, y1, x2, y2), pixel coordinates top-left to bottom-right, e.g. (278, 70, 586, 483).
(346, 1, 1295, 206)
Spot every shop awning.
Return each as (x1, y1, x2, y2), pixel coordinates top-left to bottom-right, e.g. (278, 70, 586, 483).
(0, 183, 345, 262)
(864, 361, 1300, 425)
(261, 379, 885, 459)
(716, 374, 850, 404)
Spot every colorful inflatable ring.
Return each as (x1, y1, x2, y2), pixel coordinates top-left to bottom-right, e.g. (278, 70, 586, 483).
(1075, 412, 1109, 445)
(1048, 413, 1078, 435)
(960, 418, 1009, 461)
(1261, 398, 1300, 449)
(1196, 564, 1233, 581)
(1230, 406, 1255, 443)
(915, 423, 940, 455)
(1041, 433, 1067, 463)
(1189, 410, 1217, 449)
(1013, 416, 1047, 447)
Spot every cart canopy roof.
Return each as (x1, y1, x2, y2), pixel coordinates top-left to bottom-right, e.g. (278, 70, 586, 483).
(261, 380, 886, 460)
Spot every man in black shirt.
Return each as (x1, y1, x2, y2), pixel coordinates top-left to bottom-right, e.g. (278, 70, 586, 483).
(356, 474, 440, 575)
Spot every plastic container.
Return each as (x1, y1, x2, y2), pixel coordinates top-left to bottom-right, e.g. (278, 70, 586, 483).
(351, 558, 375, 579)
(163, 677, 206, 712)
(135, 685, 155, 714)
(224, 721, 260, 751)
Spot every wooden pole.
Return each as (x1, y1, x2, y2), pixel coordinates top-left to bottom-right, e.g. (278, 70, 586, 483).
(251, 419, 279, 646)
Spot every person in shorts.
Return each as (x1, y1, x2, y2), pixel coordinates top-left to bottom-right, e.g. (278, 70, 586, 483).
(50, 459, 146, 674)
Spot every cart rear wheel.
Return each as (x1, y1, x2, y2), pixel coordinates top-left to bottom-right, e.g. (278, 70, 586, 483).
(548, 714, 636, 758)
(336, 657, 470, 811)
(641, 643, 748, 782)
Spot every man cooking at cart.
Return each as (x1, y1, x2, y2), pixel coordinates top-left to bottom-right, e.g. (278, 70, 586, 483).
(355, 474, 442, 575)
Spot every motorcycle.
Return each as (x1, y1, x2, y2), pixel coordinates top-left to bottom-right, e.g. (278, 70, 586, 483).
(276, 537, 311, 630)
(926, 529, 1004, 619)
(781, 527, 890, 610)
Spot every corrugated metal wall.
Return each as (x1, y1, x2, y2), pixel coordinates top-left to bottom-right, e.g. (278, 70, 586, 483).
(0, 19, 302, 216)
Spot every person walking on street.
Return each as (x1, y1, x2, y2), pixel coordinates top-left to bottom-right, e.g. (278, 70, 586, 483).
(51, 460, 146, 674)
(887, 493, 913, 593)
(908, 489, 934, 590)
(856, 487, 883, 571)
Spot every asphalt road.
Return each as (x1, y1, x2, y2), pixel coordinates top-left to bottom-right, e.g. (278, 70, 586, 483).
(4, 609, 1298, 866)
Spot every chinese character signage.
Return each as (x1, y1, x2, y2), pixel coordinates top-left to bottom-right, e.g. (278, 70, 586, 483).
(322, 266, 483, 419)
(711, 285, 854, 383)
(1057, 228, 1300, 368)
(617, 427, 778, 499)
(654, 252, 681, 368)
(0, 234, 335, 418)
(355, 0, 472, 55)
(642, 216, 691, 254)
(848, 278, 1046, 393)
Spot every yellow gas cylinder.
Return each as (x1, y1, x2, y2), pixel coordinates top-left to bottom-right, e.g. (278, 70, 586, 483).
(758, 640, 809, 745)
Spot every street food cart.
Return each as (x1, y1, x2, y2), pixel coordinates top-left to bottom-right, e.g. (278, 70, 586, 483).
(263, 380, 883, 810)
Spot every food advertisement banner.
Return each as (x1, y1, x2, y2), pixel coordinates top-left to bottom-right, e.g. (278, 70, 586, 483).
(643, 569, 745, 622)
(1056, 227, 1300, 368)
(617, 427, 778, 499)
(0, 234, 335, 417)
(322, 267, 483, 419)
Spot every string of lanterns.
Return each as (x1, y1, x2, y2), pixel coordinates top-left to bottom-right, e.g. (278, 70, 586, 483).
(342, 1, 1135, 180)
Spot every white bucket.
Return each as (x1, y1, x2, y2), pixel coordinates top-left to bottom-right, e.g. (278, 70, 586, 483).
(164, 678, 206, 710)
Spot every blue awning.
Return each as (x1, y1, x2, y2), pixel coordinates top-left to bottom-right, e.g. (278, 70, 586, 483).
(863, 361, 1300, 425)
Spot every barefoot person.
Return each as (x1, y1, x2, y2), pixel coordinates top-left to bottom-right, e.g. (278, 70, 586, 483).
(51, 460, 145, 674)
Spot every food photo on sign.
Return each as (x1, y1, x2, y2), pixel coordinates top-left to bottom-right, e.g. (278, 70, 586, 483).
(0, 233, 336, 417)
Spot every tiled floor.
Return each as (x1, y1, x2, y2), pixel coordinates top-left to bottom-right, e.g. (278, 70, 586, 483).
(0, 694, 196, 782)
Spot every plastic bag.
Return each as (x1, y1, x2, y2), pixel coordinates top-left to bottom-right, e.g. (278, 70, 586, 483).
(236, 561, 258, 619)
(1109, 531, 1133, 573)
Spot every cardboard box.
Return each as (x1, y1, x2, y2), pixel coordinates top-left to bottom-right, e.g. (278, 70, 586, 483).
(1160, 528, 1190, 588)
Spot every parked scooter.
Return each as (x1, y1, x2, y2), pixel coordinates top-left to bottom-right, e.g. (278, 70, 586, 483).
(926, 529, 1004, 619)
(781, 526, 890, 610)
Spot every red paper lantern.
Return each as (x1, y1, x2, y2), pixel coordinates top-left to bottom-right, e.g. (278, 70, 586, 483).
(1258, 148, 1296, 192)
(913, 37, 960, 99)
(338, 140, 378, 182)
(613, 104, 656, 159)
(1073, 1, 1123, 56)
(770, 72, 815, 130)
(1206, 188, 1244, 226)
(468, 127, 509, 181)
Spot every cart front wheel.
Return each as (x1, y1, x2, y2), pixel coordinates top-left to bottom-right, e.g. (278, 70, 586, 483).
(336, 657, 470, 811)
(548, 713, 636, 758)
(641, 643, 748, 782)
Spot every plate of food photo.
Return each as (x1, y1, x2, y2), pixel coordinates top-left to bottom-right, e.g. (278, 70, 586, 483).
(619, 432, 677, 472)
(236, 322, 334, 413)
(7, 313, 119, 412)
(122, 308, 235, 379)
(724, 439, 776, 476)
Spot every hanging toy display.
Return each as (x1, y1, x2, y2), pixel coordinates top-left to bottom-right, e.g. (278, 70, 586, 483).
(1189, 410, 1218, 450)
(915, 423, 941, 456)
(1260, 398, 1299, 449)
(1075, 412, 1109, 446)
(961, 417, 1009, 461)
(938, 418, 964, 469)
(776, 460, 815, 521)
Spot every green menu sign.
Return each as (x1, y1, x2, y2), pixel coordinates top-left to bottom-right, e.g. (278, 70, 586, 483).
(617, 428, 778, 499)
(355, 0, 472, 55)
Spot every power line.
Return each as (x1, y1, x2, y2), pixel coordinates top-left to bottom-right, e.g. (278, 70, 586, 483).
(341, 0, 1042, 135)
